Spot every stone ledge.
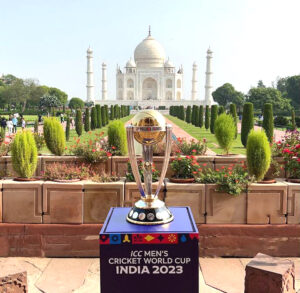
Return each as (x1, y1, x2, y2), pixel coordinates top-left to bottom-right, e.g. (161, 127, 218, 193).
(0, 223, 299, 258)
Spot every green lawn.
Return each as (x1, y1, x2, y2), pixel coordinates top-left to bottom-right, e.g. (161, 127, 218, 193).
(39, 115, 133, 155)
(165, 115, 246, 155)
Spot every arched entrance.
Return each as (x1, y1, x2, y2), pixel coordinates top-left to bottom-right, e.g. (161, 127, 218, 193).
(142, 78, 157, 100)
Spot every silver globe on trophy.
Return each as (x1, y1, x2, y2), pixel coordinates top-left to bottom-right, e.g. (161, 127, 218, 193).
(126, 109, 173, 225)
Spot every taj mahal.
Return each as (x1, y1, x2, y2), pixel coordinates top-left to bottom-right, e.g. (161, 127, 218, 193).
(86, 27, 215, 107)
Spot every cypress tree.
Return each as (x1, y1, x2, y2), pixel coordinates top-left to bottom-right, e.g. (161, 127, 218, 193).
(218, 106, 225, 115)
(114, 105, 118, 119)
(110, 105, 114, 120)
(229, 103, 238, 139)
(291, 109, 296, 130)
(105, 105, 109, 124)
(210, 105, 218, 134)
(178, 106, 185, 121)
(241, 102, 254, 147)
(91, 107, 97, 130)
(191, 105, 196, 125)
(195, 106, 199, 126)
(66, 116, 70, 141)
(75, 109, 83, 136)
(186, 106, 192, 123)
(84, 108, 90, 132)
(96, 105, 102, 128)
(101, 106, 106, 126)
(199, 105, 204, 128)
(262, 103, 274, 142)
(205, 106, 210, 130)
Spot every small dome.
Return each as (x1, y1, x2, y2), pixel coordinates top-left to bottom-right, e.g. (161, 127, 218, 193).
(134, 34, 166, 67)
(164, 58, 174, 68)
(87, 47, 93, 53)
(126, 58, 136, 67)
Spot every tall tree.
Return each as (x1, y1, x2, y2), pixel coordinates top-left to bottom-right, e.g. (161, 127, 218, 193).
(212, 83, 245, 108)
(48, 87, 68, 106)
(75, 109, 83, 136)
(276, 75, 300, 108)
(69, 97, 84, 109)
(248, 87, 291, 113)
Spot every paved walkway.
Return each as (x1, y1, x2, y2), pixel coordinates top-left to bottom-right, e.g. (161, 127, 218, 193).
(1, 257, 299, 292)
(237, 122, 286, 141)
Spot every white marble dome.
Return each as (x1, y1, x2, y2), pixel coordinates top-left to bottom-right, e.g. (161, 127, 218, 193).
(134, 35, 166, 67)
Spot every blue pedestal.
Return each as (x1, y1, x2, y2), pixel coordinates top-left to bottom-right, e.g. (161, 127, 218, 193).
(100, 207, 199, 293)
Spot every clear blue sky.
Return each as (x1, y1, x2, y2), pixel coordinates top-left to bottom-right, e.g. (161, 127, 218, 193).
(1, 0, 299, 101)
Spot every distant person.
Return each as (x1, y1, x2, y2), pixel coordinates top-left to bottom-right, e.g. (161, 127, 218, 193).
(21, 118, 26, 130)
(7, 119, 13, 134)
(60, 113, 64, 123)
(12, 116, 18, 133)
(38, 114, 42, 123)
(1, 117, 7, 131)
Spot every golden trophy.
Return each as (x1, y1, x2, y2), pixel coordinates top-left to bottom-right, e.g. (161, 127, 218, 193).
(126, 109, 173, 225)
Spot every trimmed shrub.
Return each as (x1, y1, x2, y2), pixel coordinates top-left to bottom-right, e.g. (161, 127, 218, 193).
(91, 107, 97, 130)
(75, 109, 83, 136)
(291, 109, 296, 130)
(96, 105, 102, 128)
(11, 130, 38, 178)
(84, 108, 90, 132)
(186, 106, 192, 123)
(241, 102, 254, 147)
(44, 117, 66, 155)
(218, 106, 225, 115)
(199, 105, 204, 128)
(210, 105, 218, 134)
(295, 117, 300, 127)
(214, 113, 236, 155)
(262, 103, 274, 142)
(110, 105, 114, 120)
(205, 106, 210, 130)
(108, 120, 127, 155)
(246, 129, 271, 181)
(65, 116, 70, 141)
(229, 103, 238, 138)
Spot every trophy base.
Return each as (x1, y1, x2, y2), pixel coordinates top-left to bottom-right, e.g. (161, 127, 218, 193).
(126, 198, 174, 225)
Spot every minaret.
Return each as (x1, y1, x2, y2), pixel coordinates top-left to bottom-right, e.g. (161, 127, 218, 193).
(191, 62, 197, 100)
(204, 48, 213, 106)
(102, 62, 107, 100)
(86, 47, 95, 102)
